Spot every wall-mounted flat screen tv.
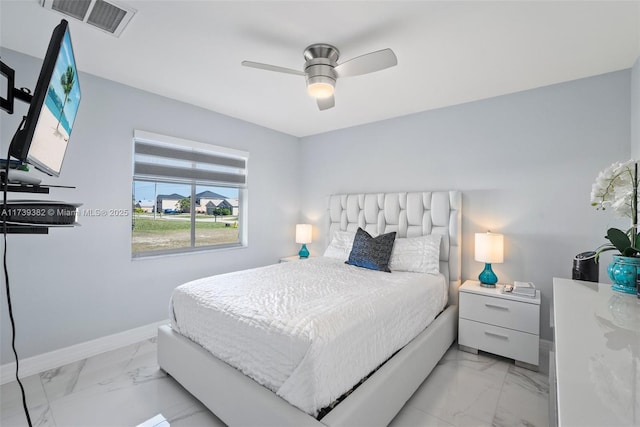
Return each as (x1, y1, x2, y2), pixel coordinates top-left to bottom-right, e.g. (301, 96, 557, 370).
(9, 19, 80, 177)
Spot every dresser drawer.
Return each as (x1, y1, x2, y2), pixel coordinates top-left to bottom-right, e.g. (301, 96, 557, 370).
(459, 291, 540, 334)
(458, 318, 539, 365)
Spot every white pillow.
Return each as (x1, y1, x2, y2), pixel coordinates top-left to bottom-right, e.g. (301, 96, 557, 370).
(389, 234, 442, 274)
(323, 230, 356, 261)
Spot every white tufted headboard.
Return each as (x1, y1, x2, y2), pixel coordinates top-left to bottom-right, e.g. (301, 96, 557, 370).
(327, 191, 462, 305)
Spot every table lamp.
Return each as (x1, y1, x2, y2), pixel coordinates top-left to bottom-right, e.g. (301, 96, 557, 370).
(475, 231, 504, 287)
(296, 224, 312, 258)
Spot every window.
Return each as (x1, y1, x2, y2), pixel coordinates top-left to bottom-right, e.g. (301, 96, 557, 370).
(132, 130, 248, 257)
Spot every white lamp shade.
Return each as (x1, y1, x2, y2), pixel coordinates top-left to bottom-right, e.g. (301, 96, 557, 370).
(296, 224, 312, 244)
(475, 232, 504, 264)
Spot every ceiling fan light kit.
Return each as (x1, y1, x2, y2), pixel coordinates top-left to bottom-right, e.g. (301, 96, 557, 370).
(242, 43, 397, 111)
(307, 81, 334, 99)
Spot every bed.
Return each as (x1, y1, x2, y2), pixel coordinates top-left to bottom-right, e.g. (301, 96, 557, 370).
(158, 191, 461, 426)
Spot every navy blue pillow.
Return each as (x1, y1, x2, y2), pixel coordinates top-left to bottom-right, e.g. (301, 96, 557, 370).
(346, 227, 397, 272)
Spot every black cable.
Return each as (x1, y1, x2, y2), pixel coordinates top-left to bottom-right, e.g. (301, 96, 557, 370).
(3, 121, 33, 427)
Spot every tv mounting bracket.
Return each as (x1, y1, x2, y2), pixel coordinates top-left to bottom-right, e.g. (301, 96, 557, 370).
(0, 60, 33, 114)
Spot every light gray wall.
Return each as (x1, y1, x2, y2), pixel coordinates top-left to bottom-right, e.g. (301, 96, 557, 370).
(0, 48, 301, 363)
(299, 70, 631, 341)
(632, 56, 640, 157)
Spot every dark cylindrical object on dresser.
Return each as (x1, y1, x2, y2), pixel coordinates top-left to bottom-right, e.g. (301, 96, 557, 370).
(572, 251, 599, 283)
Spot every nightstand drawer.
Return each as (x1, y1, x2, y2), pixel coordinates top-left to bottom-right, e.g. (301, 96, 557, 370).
(459, 291, 539, 334)
(459, 318, 539, 365)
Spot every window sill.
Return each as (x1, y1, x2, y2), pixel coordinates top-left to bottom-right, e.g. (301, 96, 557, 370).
(131, 243, 246, 261)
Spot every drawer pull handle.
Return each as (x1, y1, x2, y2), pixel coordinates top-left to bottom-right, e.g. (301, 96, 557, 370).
(485, 303, 509, 311)
(485, 331, 509, 340)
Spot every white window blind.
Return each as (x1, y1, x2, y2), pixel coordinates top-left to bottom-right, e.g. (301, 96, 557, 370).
(133, 130, 248, 187)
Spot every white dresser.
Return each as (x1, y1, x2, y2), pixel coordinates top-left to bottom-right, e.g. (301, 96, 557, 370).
(552, 278, 640, 426)
(458, 280, 540, 367)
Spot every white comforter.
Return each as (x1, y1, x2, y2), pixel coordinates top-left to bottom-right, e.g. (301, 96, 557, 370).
(170, 256, 447, 416)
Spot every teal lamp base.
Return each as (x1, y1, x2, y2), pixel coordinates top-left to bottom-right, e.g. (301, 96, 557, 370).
(479, 263, 498, 287)
(298, 244, 309, 259)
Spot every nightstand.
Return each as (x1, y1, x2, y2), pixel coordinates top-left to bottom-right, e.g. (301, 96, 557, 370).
(458, 280, 540, 369)
(279, 255, 313, 263)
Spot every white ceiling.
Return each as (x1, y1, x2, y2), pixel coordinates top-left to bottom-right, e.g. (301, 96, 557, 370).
(1, 1, 639, 137)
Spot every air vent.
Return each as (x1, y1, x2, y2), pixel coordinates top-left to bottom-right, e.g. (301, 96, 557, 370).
(41, 0, 136, 37)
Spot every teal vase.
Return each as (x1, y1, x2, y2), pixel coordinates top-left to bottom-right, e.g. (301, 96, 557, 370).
(607, 255, 640, 294)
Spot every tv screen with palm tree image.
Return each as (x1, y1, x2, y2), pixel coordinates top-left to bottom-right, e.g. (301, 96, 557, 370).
(9, 19, 80, 177)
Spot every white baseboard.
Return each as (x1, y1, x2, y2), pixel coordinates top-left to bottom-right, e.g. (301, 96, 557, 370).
(0, 319, 169, 385)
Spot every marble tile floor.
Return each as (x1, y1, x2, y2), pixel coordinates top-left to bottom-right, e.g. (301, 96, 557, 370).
(0, 339, 550, 427)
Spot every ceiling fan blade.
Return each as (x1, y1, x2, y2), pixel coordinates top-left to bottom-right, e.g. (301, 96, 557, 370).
(317, 95, 335, 111)
(241, 61, 304, 76)
(334, 48, 397, 78)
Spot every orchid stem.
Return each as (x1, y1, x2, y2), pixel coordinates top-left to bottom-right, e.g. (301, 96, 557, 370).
(634, 162, 638, 249)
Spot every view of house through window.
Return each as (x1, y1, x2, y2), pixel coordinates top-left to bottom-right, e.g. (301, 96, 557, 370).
(132, 182, 240, 254)
(131, 130, 247, 257)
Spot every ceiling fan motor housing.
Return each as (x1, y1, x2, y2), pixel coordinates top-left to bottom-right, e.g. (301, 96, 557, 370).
(304, 44, 339, 92)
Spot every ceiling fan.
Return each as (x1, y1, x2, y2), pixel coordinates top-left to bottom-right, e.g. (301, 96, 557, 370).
(241, 44, 397, 111)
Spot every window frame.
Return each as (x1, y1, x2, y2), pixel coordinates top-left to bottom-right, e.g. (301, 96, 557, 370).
(131, 130, 248, 258)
